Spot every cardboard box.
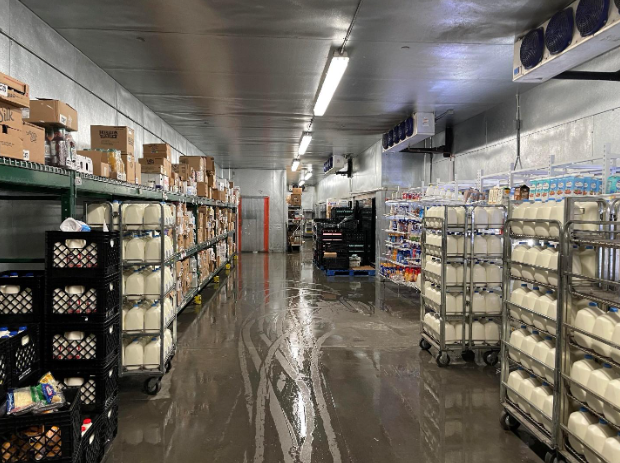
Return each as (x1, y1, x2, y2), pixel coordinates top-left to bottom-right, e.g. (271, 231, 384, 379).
(92, 162, 110, 178)
(142, 173, 169, 190)
(122, 154, 136, 184)
(0, 102, 23, 130)
(292, 188, 303, 195)
(180, 156, 204, 176)
(26, 99, 77, 131)
(139, 164, 166, 175)
(290, 194, 302, 206)
(140, 156, 172, 177)
(197, 182, 210, 197)
(204, 156, 215, 173)
(0, 72, 29, 109)
(135, 163, 141, 185)
(20, 122, 45, 164)
(207, 173, 216, 188)
(143, 143, 172, 161)
(229, 181, 234, 189)
(0, 126, 24, 160)
(90, 126, 134, 155)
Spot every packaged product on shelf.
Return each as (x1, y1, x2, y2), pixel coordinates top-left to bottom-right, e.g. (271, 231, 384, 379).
(135, 162, 142, 184)
(0, 121, 24, 161)
(142, 173, 169, 190)
(139, 156, 172, 177)
(204, 156, 215, 173)
(180, 156, 205, 182)
(143, 143, 172, 160)
(26, 99, 78, 131)
(20, 122, 45, 164)
(122, 154, 136, 184)
(0, 72, 30, 109)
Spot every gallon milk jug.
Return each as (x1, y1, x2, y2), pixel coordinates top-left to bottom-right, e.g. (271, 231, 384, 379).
(486, 207, 504, 228)
(544, 293, 558, 336)
(472, 263, 486, 284)
(522, 289, 542, 325)
(542, 394, 554, 433)
(580, 245, 597, 279)
(521, 246, 543, 281)
(471, 319, 485, 344)
(125, 234, 146, 262)
(575, 303, 605, 349)
(507, 369, 529, 404)
(164, 329, 173, 354)
(87, 202, 118, 229)
(523, 203, 541, 236)
(486, 235, 502, 256)
(602, 432, 620, 463)
(445, 234, 457, 254)
(587, 364, 619, 414)
(485, 263, 502, 284)
(511, 203, 528, 235)
(145, 267, 163, 298)
(124, 339, 144, 370)
(472, 290, 485, 313)
(532, 337, 554, 378)
(484, 319, 500, 344)
(517, 376, 541, 415)
(572, 245, 583, 276)
(574, 202, 599, 232)
(534, 203, 553, 237)
(485, 290, 501, 315)
(593, 308, 620, 357)
(510, 284, 530, 319)
(164, 297, 174, 321)
(164, 267, 174, 292)
(456, 235, 465, 254)
(533, 291, 555, 331)
(544, 347, 556, 384)
(145, 235, 163, 262)
(423, 313, 436, 334)
(144, 204, 164, 229)
(603, 378, 620, 426)
(611, 323, 620, 364)
(534, 249, 552, 285)
(568, 408, 598, 454)
(124, 205, 145, 230)
(444, 322, 457, 344)
(521, 331, 543, 371)
(509, 326, 529, 362)
(445, 293, 458, 314)
(530, 383, 553, 426)
(511, 243, 529, 277)
(164, 235, 174, 259)
(549, 200, 565, 238)
(584, 420, 615, 463)
(474, 234, 488, 255)
(445, 264, 458, 285)
(473, 206, 488, 228)
(144, 337, 162, 368)
(571, 355, 601, 402)
(125, 303, 145, 331)
(125, 270, 146, 300)
(145, 301, 162, 332)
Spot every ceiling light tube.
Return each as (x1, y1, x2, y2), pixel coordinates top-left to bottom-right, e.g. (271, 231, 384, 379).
(298, 132, 312, 155)
(305, 171, 313, 180)
(299, 180, 306, 186)
(314, 51, 349, 117)
(292, 159, 300, 171)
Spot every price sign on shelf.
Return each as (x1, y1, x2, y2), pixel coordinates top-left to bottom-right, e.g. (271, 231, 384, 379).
(0, 83, 7, 97)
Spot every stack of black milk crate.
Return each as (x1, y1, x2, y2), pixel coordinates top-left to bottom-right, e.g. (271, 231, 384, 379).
(44, 230, 121, 463)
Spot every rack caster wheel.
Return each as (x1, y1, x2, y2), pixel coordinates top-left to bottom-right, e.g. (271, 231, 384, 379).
(166, 360, 172, 373)
(436, 352, 451, 367)
(500, 410, 520, 431)
(461, 350, 475, 362)
(226, 263, 231, 270)
(419, 338, 431, 351)
(214, 276, 220, 283)
(144, 377, 162, 395)
(483, 350, 499, 366)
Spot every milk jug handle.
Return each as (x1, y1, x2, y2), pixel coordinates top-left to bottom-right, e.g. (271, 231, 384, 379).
(65, 239, 87, 249)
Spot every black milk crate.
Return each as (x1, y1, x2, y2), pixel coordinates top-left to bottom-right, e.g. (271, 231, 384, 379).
(44, 316, 119, 369)
(0, 388, 81, 463)
(52, 356, 118, 413)
(100, 394, 118, 450)
(322, 257, 349, 270)
(79, 415, 103, 463)
(45, 274, 120, 323)
(344, 231, 366, 243)
(46, 232, 120, 279)
(0, 271, 44, 324)
(0, 325, 41, 387)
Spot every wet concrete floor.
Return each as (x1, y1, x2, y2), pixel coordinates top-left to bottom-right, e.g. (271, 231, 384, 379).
(110, 243, 545, 463)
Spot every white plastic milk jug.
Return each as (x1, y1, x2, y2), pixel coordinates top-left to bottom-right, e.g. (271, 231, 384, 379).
(584, 419, 615, 463)
(144, 337, 162, 368)
(507, 369, 529, 404)
(473, 207, 488, 228)
(485, 319, 500, 344)
(571, 355, 600, 402)
(574, 303, 605, 349)
(587, 364, 619, 414)
(145, 301, 162, 331)
(125, 270, 146, 300)
(532, 337, 554, 378)
(485, 290, 501, 315)
(568, 408, 598, 454)
(486, 235, 502, 255)
(517, 376, 541, 415)
(124, 339, 144, 370)
(509, 326, 528, 363)
(593, 308, 620, 357)
(125, 303, 145, 331)
(521, 331, 543, 371)
(603, 378, 620, 426)
(602, 432, 620, 463)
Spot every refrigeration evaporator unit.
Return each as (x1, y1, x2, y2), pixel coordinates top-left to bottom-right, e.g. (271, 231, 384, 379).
(382, 112, 435, 154)
(323, 154, 347, 175)
(513, 0, 620, 83)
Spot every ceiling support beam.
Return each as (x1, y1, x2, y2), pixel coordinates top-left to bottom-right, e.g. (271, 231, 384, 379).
(552, 70, 620, 82)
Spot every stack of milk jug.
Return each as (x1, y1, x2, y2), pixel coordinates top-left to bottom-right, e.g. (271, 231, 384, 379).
(44, 229, 121, 449)
(564, 297, 620, 462)
(117, 202, 176, 372)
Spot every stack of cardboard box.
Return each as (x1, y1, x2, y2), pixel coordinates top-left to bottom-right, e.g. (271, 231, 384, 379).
(88, 125, 135, 182)
(0, 72, 48, 165)
(140, 143, 173, 190)
(288, 187, 303, 206)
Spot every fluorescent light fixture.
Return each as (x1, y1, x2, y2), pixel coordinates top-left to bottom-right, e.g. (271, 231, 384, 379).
(305, 171, 313, 180)
(292, 159, 300, 171)
(298, 132, 312, 155)
(299, 180, 306, 186)
(314, 51, 349, 116)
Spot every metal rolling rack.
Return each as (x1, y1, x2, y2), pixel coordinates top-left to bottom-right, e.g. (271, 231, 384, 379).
(557, 196, 619, 463)
(418, 203, 469, 367)
(467, 204, 506, 366)
(119, 201, 177, 395)
(499, 206, 567, 460)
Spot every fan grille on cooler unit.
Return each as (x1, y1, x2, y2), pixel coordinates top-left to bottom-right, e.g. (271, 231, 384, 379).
(382, 133, 389, 149)
(388, 130, 394, 146)
(405, 117, 414, 137)
(393, 124, 400, 142)
(520, 27, 545, 69)
(576, 0, 609, 37)
(546, 8, 575, 54)
(399, 121, 406, 141)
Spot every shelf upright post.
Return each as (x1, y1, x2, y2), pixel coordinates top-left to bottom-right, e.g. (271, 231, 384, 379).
(61, 170, 77, 219)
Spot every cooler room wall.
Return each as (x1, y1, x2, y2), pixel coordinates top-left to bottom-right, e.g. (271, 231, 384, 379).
(0, 0, 215, 267)
(428, 47, 620, 184)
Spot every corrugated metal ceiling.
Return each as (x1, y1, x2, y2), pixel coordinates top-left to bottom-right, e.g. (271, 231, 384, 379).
(21, 0, 571, 182)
